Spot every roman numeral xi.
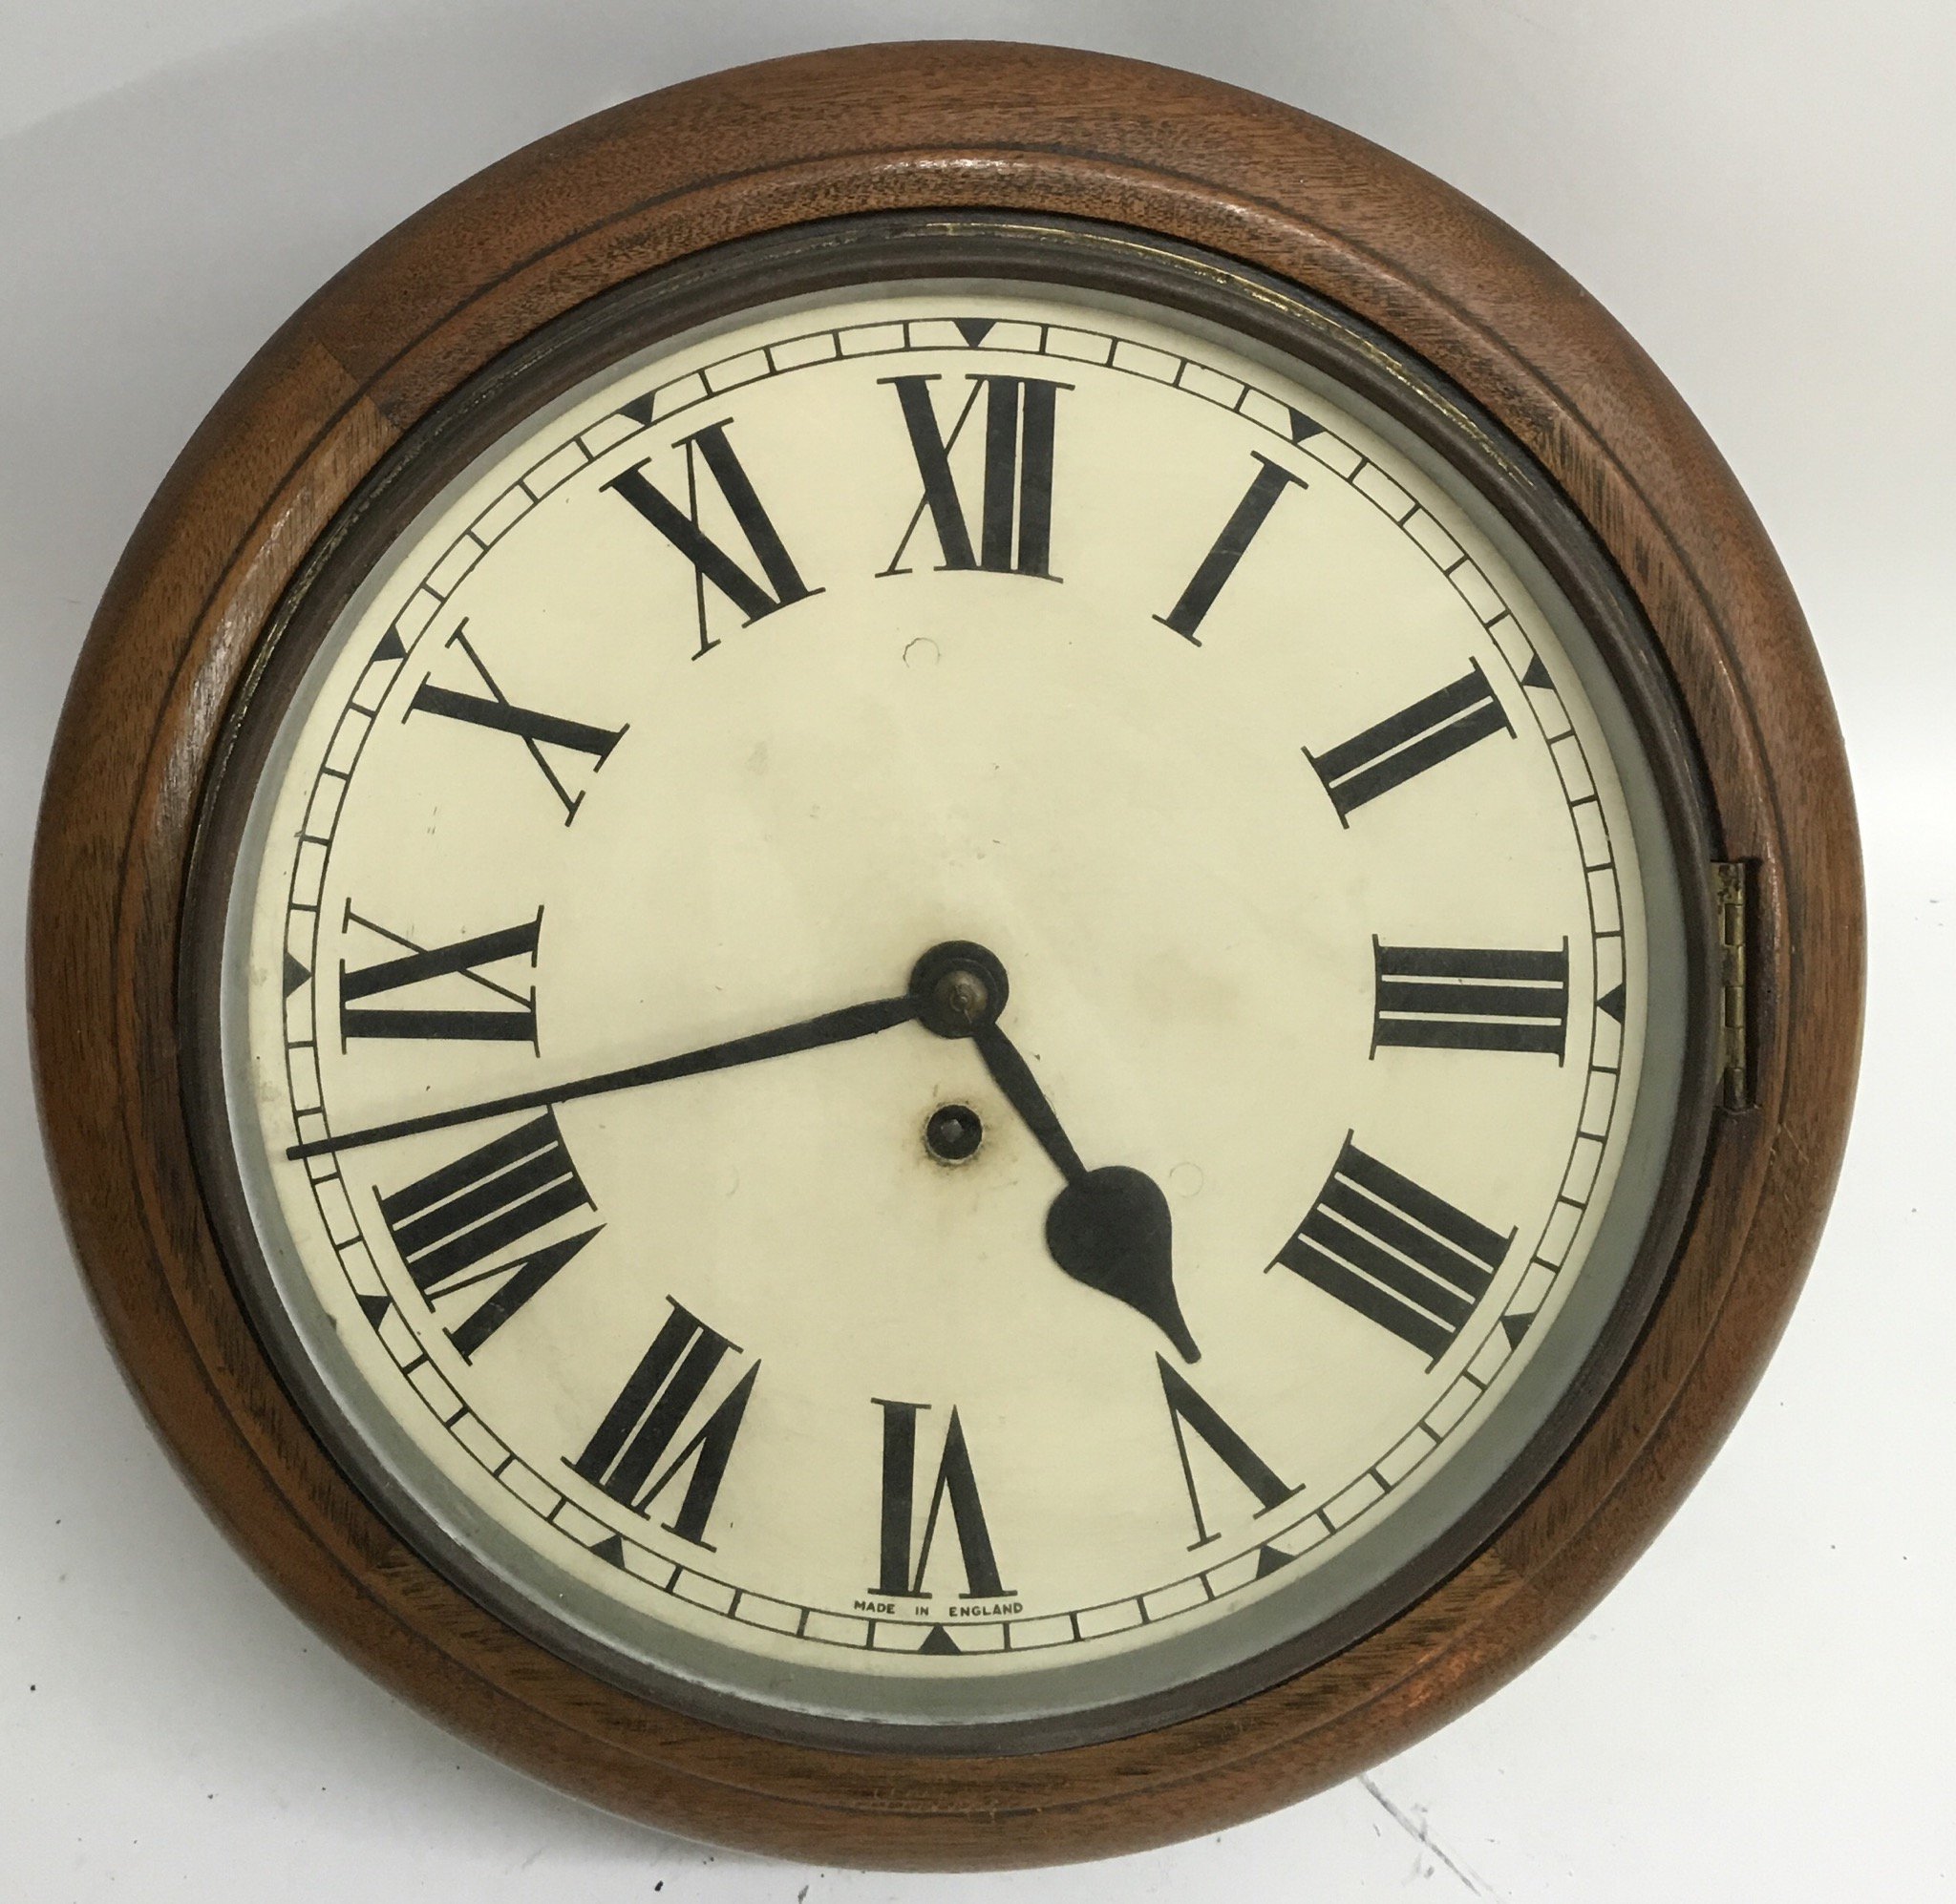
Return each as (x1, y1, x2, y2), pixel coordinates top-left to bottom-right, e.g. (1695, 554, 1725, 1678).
(881, 374, 1066, 580)
(1275, 1139, 1514, 1363)
(605, 419, 819, 657)
(377, 1110, 599, 1360)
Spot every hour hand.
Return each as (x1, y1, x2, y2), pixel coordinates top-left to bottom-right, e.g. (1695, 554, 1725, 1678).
(909, 943, 1199, 1363)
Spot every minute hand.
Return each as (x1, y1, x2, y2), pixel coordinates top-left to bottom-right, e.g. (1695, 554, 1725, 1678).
(287, 992, 921, 1162)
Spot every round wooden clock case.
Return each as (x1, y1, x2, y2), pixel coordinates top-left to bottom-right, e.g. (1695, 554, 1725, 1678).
(30, 43, 1860, 1868)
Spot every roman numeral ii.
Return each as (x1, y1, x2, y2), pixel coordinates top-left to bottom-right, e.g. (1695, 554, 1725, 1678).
(1307, 661, 1514, 821)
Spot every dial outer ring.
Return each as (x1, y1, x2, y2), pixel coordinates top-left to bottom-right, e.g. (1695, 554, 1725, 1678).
(30, 41, 1862, 1869)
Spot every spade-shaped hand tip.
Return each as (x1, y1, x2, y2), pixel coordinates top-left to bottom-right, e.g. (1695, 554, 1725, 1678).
(1044, 1165, 1200, 1362)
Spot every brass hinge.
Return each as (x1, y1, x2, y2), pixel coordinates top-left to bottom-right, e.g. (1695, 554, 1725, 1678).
(1714, 862, 1751, 1111)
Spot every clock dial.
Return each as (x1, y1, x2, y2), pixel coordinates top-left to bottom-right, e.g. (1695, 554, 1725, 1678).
(210, 263, 1693, 1743)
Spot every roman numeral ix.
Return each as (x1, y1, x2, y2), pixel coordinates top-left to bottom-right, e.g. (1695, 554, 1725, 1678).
(604, 419, 819, 657)
(1275, 1139, 1514, 1362)
(880, 374, 1066, 580)
(1372, 940, 1571, 1058)
(1158, 1357, 1297, 1550)
(377, 1110, 599, 1359)
(872, 1399, 1010, 1599)
(1156, 453, 1308, 644)
(1307, 661, 1515, 821)
(339, 905, 542, 1047)
(571, 1300, 759, 1549)
(409, 622, 626, 823)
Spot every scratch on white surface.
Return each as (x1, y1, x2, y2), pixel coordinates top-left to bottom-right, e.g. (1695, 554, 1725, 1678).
(1359, 1775, 1503, 1899)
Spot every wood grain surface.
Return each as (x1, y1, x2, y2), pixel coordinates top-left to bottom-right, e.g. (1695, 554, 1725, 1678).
(28, 42, 1862, 1868)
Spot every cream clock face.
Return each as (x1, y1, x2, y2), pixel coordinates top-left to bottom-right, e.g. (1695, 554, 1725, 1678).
(209, 258, 1693, 1743)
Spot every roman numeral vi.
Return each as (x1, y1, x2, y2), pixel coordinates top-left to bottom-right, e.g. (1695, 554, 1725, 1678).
(872, 1399, 1010, 1599)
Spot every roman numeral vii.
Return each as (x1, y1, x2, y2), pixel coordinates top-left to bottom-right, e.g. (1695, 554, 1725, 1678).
(571, 1300, 759, 1549)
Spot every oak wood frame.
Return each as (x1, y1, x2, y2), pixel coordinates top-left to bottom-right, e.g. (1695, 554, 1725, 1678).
(30, 42, 1862, 1868)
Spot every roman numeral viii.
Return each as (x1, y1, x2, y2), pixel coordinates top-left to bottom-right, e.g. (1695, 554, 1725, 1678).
(881, 374, 1066, 580)
(1158, 1357, 1297, 1550)
(409, 623, 626, 823)
(1307, 661, 1514, 821)
(571, 1300, 759, 1549)
(1275, 1140, 1513, 1362)
(377, 1110, 599, 1359)
(604, 419, 818, 657)
(872, 1399, 1010, 1599)
(1373, 940, 1570, 1058)
(339, 906, 542, 1046)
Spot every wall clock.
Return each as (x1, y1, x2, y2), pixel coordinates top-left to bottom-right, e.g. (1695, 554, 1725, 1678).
(30, 42, 1861, 1869)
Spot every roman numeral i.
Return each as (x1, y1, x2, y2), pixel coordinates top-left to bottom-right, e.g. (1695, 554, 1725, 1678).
(880, 374, 1066, 581)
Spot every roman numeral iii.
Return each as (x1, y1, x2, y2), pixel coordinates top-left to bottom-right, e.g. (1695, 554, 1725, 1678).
(571, 1300, 759, 1549)
(409, 623, 626, 823)
(881, 373, 1066, 580)
(1157, 1357, 1297, 1549)
(1372, 940, 1570, 1057)
(339, 906, 542, 1046)
(1307, 661, 1514, 820)
(604, 419, 818, 655)
(1275, 1139, 1513, 1362)
(377, 1110, 599, 1359)
(872, 1399, 1010, 1599)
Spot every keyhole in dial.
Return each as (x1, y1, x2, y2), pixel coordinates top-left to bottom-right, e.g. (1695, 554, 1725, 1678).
(925, 1103, 985, 1164)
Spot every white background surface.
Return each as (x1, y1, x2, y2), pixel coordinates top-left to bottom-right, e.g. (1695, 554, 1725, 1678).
(2, 4, 1948, 1897)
